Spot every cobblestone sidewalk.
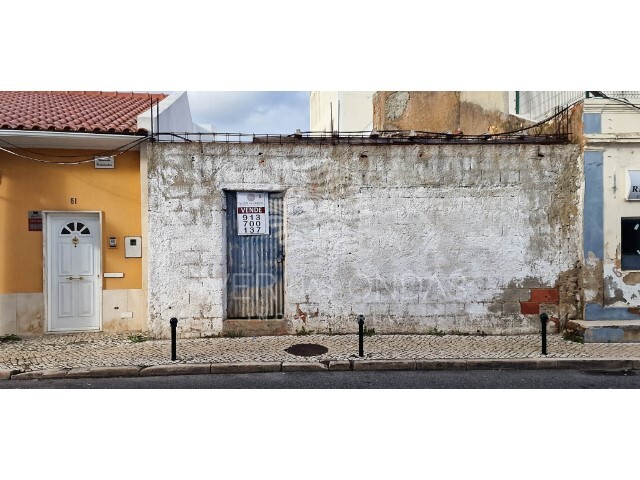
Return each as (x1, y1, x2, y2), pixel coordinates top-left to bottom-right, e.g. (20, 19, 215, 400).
(2, 332, 640, 373)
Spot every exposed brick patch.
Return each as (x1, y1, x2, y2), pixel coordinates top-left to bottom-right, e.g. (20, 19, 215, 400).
(530, 288, 559, 304)
(520, 302, 540, 315)
(521, 288, 560, 315)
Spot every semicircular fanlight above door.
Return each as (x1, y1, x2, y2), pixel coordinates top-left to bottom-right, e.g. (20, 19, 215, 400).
(60, 221, 91, 235)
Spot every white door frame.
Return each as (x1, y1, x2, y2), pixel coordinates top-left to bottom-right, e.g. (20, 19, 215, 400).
(43, 211, 103, 333)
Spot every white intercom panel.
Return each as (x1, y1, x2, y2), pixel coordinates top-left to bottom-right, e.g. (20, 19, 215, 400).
(124, 236, 142, 258)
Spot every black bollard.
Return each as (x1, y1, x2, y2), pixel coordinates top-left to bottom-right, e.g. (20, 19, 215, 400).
(170, 317, 178, 361)
(357, 315, 365, 357)
(540, 313, 548, 355)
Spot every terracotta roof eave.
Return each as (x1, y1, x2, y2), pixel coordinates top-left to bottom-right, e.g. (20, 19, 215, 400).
(0, 125, 149, 136)
(0, 91, 166, 135)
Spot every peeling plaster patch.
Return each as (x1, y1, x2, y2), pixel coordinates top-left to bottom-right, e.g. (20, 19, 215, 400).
(604, 275, 626, 305)
(614, 244, 622, 269)
(585, 251, 602, 269)
(623, 273, 640, 285)
(385, 92, 409, 121)
(16, 293, 44, 335)
(582, 255, 604, 304)
(519, 276, 545, 289)
(295, 304, 307, 323)
(557, 267, 581, 325)
(491, 267, 579, 329)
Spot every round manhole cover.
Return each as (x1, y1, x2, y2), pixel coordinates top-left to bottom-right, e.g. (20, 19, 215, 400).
(285, 343, 329, 357)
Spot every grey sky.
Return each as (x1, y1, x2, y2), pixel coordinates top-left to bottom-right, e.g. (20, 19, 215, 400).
(187, 91, 310, 134)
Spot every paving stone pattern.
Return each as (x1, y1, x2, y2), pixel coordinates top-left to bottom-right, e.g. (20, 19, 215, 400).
(3, 333, 640, 373)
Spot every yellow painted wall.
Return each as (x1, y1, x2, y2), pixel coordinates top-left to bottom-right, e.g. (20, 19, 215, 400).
(0, 148, 142, 293)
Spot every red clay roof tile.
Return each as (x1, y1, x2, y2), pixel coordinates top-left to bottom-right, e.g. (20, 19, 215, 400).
(0, 91, 166, 134)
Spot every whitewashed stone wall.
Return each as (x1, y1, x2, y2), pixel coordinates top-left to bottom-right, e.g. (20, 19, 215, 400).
(147, 142, 581, 338)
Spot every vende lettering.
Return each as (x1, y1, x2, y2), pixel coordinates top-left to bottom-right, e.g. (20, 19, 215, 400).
(237, 207, 266, 214)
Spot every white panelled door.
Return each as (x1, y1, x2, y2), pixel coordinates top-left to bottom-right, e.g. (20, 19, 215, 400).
(47, 213, 101, 332)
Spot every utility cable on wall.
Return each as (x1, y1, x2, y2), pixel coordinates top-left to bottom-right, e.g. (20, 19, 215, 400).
(588, 91, 640, 112)
(0, 134, 149, 158)
(0, 135, 149, 165)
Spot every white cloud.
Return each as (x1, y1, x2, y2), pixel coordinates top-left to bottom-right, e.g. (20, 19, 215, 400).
(187, 91, 309, 134)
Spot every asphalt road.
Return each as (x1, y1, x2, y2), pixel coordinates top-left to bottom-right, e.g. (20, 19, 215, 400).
(2, 368, 640, 388)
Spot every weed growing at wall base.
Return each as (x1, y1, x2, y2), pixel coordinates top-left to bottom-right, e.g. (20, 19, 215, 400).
(426, 327, 446, 336)
(563, 330, 584, 343)
(223, 330, 244, 338)
(0, 334, 21, 342)
(296, 326, 315, 336)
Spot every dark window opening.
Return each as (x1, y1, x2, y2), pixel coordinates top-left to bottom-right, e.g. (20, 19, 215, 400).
(621, 217, 640, 270)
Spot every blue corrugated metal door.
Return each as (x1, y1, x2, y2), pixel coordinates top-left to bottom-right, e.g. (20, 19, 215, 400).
(226, 191, 285, 319)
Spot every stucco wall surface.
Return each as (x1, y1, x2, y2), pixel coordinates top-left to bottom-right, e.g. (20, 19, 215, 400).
(310, 92, 374, 133)
(0, 149, 143, 294)
(582, 99, 640, 318)
(372, 92, 531, 135)
(147, 142, 581, 338)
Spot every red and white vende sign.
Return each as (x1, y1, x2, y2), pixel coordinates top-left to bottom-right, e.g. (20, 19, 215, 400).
(236, 192, 269, 235)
